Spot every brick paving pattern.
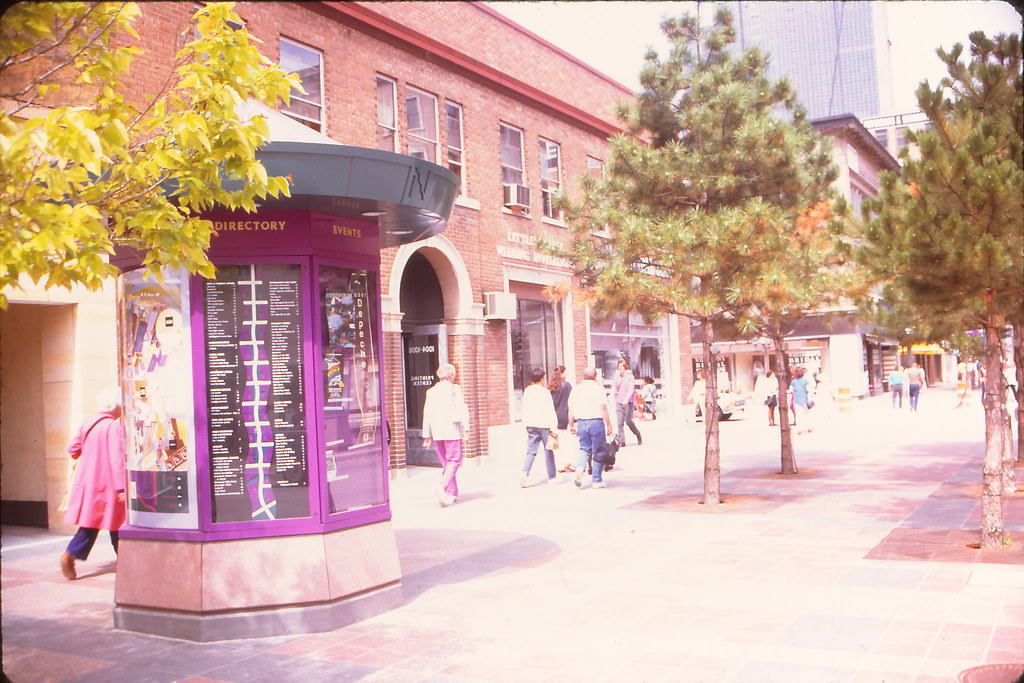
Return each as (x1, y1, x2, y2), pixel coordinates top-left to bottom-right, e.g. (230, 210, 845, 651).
(3, 388, 1022, 682)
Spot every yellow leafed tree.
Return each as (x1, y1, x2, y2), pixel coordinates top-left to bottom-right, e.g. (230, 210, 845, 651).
(0, 2, 300, 306)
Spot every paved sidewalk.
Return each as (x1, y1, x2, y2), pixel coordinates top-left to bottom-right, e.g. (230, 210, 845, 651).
(3, 388, 1023, 682)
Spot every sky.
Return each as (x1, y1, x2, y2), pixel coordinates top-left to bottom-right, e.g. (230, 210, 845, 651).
(485, 1, 1023, 113)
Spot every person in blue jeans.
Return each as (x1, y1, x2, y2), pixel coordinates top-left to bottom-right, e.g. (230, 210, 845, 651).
(889, 366, 905, 408)
(789, 367, 814, 434)
(520, 367, 558, 487)
(905, 362, 926, 411)
(613, 359, 643, 446)
(568, 367, 614, 488)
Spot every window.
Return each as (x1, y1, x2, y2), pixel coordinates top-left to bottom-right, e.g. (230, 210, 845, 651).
(445, 101, 465, 192)
(590, 312, 664, 392)
(846, 142, 860, 175)
(538, 138, 562, 219)
(405, 86, 438, 162)
(279, 38, 323, 132)
(500, 123, 525, 186)
(510, 298, 561, 397)
(896, 126, 909, 149)
(376, 76, 397, 152)
(873, 128, 889, 150)
(850, 186, 866, 214)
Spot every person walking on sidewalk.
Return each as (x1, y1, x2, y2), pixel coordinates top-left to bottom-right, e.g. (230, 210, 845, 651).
(422, 363, 470, 506)
(60, 387, 127, 580)
(521, 367, 558, 487)
(639, 376, 658, 420)
(568, 367, 614, 488)
(754, 368, 779, 426)
(549, 365, 575, 473)
(905, 362, 926, 411)
(889, 366, 905, 409)
(613, 359, 642, 446)
(790, 367, 814, 434)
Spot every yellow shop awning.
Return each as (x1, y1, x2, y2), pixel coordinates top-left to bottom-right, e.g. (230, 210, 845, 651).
(900, 343, 945, 355)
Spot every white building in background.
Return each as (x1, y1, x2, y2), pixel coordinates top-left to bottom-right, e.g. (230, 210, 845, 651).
(694, 114, 903, 399)
(862, 110, 932, 162)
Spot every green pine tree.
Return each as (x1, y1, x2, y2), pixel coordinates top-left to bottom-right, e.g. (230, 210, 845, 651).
(850, 32, 1023, 549)
(554, 7, 835, 502)
(735, 198, 858, 474)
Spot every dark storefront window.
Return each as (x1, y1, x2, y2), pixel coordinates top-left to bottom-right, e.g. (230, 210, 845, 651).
(591, 312, 663, 384)
(511, 298, 561, 395)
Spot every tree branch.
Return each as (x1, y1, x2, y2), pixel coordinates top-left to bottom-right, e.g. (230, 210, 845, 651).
(2, 3, 130, 107)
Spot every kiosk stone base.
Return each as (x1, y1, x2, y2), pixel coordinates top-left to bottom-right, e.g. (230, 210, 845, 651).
(113, 521, 401, 641)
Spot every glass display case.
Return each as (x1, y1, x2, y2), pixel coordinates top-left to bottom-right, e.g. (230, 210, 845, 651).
(117, 251, 389, 540)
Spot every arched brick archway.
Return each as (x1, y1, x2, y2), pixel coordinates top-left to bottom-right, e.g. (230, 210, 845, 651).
(383, 236, 485, 470)
(384, 235, 475, 323)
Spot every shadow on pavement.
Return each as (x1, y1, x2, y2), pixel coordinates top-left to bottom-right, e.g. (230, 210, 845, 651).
(395, 528, 561, 603)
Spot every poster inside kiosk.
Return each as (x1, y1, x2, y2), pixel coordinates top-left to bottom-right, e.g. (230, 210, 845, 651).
(120, 267, 199, 529)
(119, 262, 387, 529)
(320, 266, 386, 514)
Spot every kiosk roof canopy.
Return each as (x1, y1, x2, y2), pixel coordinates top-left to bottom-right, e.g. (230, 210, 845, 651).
(239, 100, 458, 247)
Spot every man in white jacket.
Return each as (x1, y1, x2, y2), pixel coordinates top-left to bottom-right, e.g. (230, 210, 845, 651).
(422, 363, 470, 506)
(520, 367, 559, 487)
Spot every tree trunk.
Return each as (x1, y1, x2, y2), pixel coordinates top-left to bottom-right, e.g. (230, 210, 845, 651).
(998, 342, 1017, 493)
(1001, 403, 1016, 493)
(1014, 319, 1023, 465)
(980, 322, 1006, 549)
(702, 331, 721, 505)
(772, 341, 797, 474)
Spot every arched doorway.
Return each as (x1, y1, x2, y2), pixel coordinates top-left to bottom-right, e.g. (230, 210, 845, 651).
(399, 251, 446, 466)
(386, 236, 481, 469)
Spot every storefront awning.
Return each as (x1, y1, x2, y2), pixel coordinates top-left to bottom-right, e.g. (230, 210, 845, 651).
(901, 343, 946, 355)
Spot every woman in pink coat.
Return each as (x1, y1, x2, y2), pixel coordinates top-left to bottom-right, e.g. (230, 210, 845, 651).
(60, 387, 127, 580)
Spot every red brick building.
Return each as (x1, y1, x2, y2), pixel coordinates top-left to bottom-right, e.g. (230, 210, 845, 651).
(2, 2, 696, 530)
(202, 1, 695, 467)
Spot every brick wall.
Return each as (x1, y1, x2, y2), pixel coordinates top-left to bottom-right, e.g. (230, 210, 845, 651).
(382, 330, 407, 470)
(350, 1, 632, 124)
(103, 2, 688, 464)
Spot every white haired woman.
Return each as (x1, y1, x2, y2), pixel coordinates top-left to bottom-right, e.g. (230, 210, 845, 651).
(60, 386, 127, 579)
(422, 363, 470, 506)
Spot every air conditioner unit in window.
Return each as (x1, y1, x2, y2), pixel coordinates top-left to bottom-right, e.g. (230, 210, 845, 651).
(484, 291, 517, 320)
(502, 183, 530, 212)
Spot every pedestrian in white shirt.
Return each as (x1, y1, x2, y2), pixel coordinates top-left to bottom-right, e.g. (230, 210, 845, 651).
(422, 363, 470, 506)
(520, 367, 559, 487)
(568, 367, 614, 488)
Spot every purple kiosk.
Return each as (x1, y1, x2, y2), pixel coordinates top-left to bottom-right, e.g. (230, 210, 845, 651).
(111, 106, 457, 641)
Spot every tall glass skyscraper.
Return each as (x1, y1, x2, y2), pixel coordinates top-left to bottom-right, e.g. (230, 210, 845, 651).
(729, 1, 895, 119)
